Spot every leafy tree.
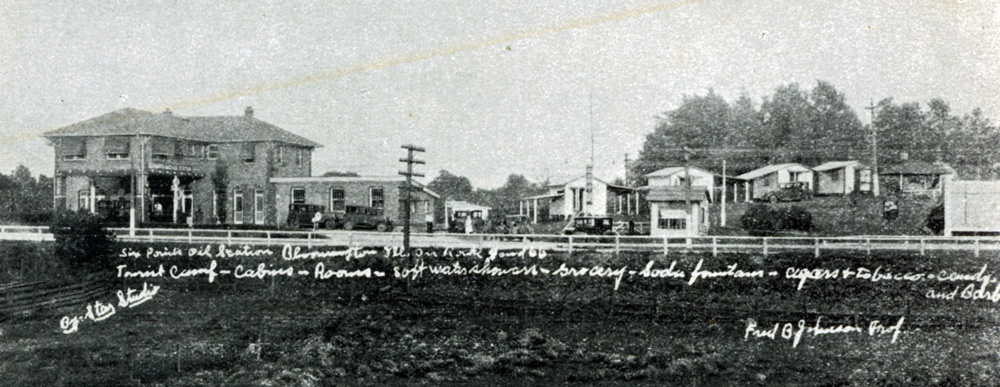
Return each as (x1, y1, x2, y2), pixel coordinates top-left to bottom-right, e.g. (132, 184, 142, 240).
(428, 170, 474, 202)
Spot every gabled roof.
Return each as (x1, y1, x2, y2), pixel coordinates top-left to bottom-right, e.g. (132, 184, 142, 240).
(547, 174, 613, 187)
(645, 166, 717, 178)
(881, 161, 954, 175)
(736, 163, 811, 180)
(813, 160, 860, 172)
(646, 185, 711, 202)
(44, 108, 321, 148)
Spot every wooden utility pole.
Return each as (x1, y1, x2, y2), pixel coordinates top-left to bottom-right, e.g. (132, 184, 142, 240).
(721, 159, 727, 227)
(399, 144, 425, 257)
(865, 99, 880, 197)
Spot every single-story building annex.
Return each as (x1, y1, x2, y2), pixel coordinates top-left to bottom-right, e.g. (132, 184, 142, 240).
(518, 175, 639, 223)
(270, 176, 440, 229)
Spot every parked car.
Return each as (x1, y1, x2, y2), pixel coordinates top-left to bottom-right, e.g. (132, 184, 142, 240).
(763, 182, 812, 203)
(335, 205, 394, 232)
(286, 204, 339, 229)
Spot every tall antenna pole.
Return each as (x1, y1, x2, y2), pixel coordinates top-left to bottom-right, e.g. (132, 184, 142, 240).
(585, 91, 594, 213)
(865, 99, 880, 197)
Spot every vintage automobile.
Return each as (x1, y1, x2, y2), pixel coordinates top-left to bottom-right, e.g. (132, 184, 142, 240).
(764, 181, 813, 203)
(336, 205, 394, 232)
(563, 215, 616, 235)
(286, 204, 339, 229)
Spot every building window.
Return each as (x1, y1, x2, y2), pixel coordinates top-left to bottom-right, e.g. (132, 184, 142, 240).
(291, 188, 306, 204)
(151, 137, 175, 161)
(233, 190, 244, 224)
(831, 170, 840, 182)
(104, 137, 129, 160)
(61, 139, 87, 161)
(330, 187, 345, 211)
(370, 187, 384, 209)
(254, 189, 265, 225)
(658, 218, 687, 230)
(206, 144, 219, 160)
(78, 191, 89, 210)
(276, 146, 283, 164)
(296, 148, 304, 167)
(789, 171, 803, 181)
(242, 143, 256, 163)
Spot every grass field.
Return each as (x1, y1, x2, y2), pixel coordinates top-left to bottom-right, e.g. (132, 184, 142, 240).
(1, 240, 999, 385)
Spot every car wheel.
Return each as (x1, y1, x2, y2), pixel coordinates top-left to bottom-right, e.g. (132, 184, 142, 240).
(376, 222, 388, 232)
(324, 219, 338, 230)
(343, 222, 354, 231)
(769, 194, 779, 203)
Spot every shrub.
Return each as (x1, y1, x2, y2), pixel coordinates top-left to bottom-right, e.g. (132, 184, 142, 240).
(51, 211, 116, 277)
(741, 204, 813, 234)
(781, 206, 813, 232)
(741, 204, 778, 234)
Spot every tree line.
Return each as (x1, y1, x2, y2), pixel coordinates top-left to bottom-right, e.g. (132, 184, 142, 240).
(631, 80, 1000, 183)
(0, 165, 54, 224)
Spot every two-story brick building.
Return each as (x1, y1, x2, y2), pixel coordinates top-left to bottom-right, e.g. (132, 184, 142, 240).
(44, 107, 320, 226)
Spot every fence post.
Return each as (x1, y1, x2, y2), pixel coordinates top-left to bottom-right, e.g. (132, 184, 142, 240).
(920, 238, 925, 256)
(712, 237, 717, 257)
(814, 238, 820, 258)
(227, 231, 232, 245)
(975, 239, 980, 258)
(866, 238, 871, 256)
(663, 236, 668, 256)
(568, 235, 574, 256)
(307, 232, 312, 248)
(762, 237, 768, 256)
(615, 236, 620, 256)
(188, 230, 193, 244)
(266, 231, 271, 243)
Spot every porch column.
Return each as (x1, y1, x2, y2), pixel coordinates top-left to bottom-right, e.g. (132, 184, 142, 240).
(533, 198, 538, 224)
(172, 175, 180, 223)
(519, 200, 524, 216)
(634, 192, 639, 215)
(89, 179, 96, 214)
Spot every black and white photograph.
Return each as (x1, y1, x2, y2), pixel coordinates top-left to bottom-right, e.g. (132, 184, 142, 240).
(1, 1, 1000, 385)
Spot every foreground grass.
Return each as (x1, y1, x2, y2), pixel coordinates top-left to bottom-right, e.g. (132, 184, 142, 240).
(2, 241, 1000, 385)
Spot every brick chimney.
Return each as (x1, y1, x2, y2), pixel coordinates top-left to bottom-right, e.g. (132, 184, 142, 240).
(244, 106, 254, 118)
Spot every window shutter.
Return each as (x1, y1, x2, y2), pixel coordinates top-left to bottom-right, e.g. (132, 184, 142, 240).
(152, 138, 175, 156)
(59, 138, 87, 157)
(103, 137, 129, 154)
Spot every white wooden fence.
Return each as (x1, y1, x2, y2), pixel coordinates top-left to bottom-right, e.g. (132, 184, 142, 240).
(2, 225, 998, 257)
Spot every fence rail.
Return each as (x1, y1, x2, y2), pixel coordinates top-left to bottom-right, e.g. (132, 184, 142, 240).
(0, 275, 105, 317)
(99, 227, 1000, 257)
(2, 225, 999, 256)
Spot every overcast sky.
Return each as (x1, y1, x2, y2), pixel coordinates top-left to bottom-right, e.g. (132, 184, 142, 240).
(2, 0, 998, 188)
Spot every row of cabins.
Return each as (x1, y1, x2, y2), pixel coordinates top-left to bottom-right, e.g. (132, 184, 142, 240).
(519, 157, 955, 237)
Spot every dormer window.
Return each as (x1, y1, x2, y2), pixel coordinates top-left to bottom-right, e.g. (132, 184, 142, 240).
(295, 148, 304, 167)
